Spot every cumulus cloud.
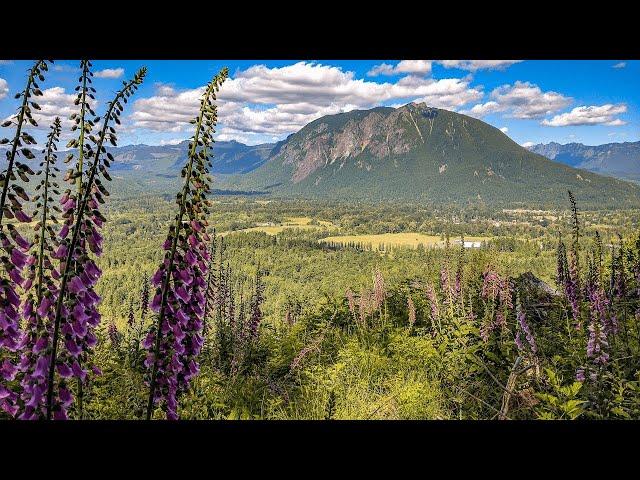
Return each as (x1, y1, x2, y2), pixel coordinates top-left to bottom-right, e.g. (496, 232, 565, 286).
(437, 60, 523, 71)
(130, 61, 483, 142)
(522, 141, 535, 148)
(500, 126, 509, 133)
(541, 104, 627, 127)
(131, 83, 206, 132)
(462, 81, 571, 119)
(368, 60, 432, 76)
(613, 62, 626, 69)
(95, 68, 125, 79)
(159, 138, 186, 146)
(0, 78, 8, 100)
(2, 86, 98, 132)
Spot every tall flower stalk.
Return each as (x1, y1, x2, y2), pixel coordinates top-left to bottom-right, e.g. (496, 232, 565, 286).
(44, 68, 147, 420)
(0, 60, 50, 416)
(13, 118, 62, 419)
(67, 60, 96, 196)
(566, 190, 581, 328)
(144, 68, 228, 420)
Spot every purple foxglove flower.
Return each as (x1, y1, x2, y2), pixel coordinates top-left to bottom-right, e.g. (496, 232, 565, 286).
(151, 293, 162, 312)
(59, 224, 70, 239)
(175, 286, 190, 303)
(10, 247, 28, 269)
(57, 363, 73, 378)
(53, 243, 68, 259)
(33, 356, 49, 378)
(65, 339, 82, 357)
(9, 268, 24, 286)
(1, 359, 18, 381)
(37, 296, 54, 317)
(71, 362, 86, 381)
(33, 337, 48, 354)
(61, 197, 75, 212)
(67, 276, 86, 294)
(58, 387, 73, 407)
(14, 209, 32, 223)
(11, 230, 31, 250)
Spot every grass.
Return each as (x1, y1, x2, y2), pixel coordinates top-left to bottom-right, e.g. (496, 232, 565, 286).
(221, 216, 338, 236)
(319, 233, 489, 251)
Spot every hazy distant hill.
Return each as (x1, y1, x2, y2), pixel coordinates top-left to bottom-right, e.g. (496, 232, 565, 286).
(528, 141, 640, 183)
(0, 140, 274, 175)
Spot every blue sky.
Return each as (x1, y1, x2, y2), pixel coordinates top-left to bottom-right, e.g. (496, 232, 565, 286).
(0, 59, 637, 147)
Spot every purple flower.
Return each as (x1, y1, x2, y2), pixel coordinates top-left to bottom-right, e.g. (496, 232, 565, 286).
(14, 209, 32, 223)
(10, 247, 28, 269)
(515, 301, 537, 355)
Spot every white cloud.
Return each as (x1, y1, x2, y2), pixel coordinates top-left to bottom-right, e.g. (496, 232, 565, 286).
(130, 61, 483, 142)
(159, 138, 186, 146)
(95, 68, 125, 79)
(437, 60, 523, 71)
(463, 81, 572, 119)
(368, 60, 432, 77)
(464, 100, 502, 117)
(500, 126, 509, 133)
(0, 78, 8, 100)
(0, 61, 12, 66)
(2, 86, 98, 132)
(522, 141, 535, 148)
(542, 104, 627, 127)
(53, 63, 80, 73)
(613, 62, 626, 69)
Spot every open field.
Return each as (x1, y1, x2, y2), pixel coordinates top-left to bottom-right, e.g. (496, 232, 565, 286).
(319, 232, 490, 251)
(221, 216, 338, 236)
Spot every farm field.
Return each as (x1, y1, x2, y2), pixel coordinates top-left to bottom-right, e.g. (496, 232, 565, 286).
(319, 232, 490, 251)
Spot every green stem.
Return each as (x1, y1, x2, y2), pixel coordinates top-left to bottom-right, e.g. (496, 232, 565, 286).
(46, 75, 141, 420)
(145, 82, 215, 420)
(35, 128, 56, 303)
(76, 61, 89, 198)
(0, 61, 45, 226)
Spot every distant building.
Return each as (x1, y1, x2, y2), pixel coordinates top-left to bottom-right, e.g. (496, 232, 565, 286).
(453, 240, 483, 248)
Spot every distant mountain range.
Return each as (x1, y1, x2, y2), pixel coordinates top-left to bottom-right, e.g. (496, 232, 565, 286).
(1, 139, 273, 175)
(97, 139, 273, 175)
(527, 141, 640, 183)
(3, 105, 640, 208)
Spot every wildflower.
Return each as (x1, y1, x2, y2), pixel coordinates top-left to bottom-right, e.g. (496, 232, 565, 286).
(372, 269, 386, 310)
(345, 288, 356, 318)
(425, 283, 439, 325)
(108, 323, 120, 348)
(290, 332, 325, 372)
(515, 297, 537, 355)
(407, 295, 416, 328)
(144, 68, 227, 420)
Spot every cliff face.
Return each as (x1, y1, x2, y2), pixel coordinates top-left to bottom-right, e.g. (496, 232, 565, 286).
(274, 107, 416, 183)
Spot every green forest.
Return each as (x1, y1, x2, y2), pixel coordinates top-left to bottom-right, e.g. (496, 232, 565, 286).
(1, 60, 640, 421)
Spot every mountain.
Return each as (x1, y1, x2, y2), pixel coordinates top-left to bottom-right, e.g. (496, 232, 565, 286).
(100, 140, 274, 174)
(224, 103, 640, 208)
(527, 141, 640, 183)
(1, 140, 274, 175)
